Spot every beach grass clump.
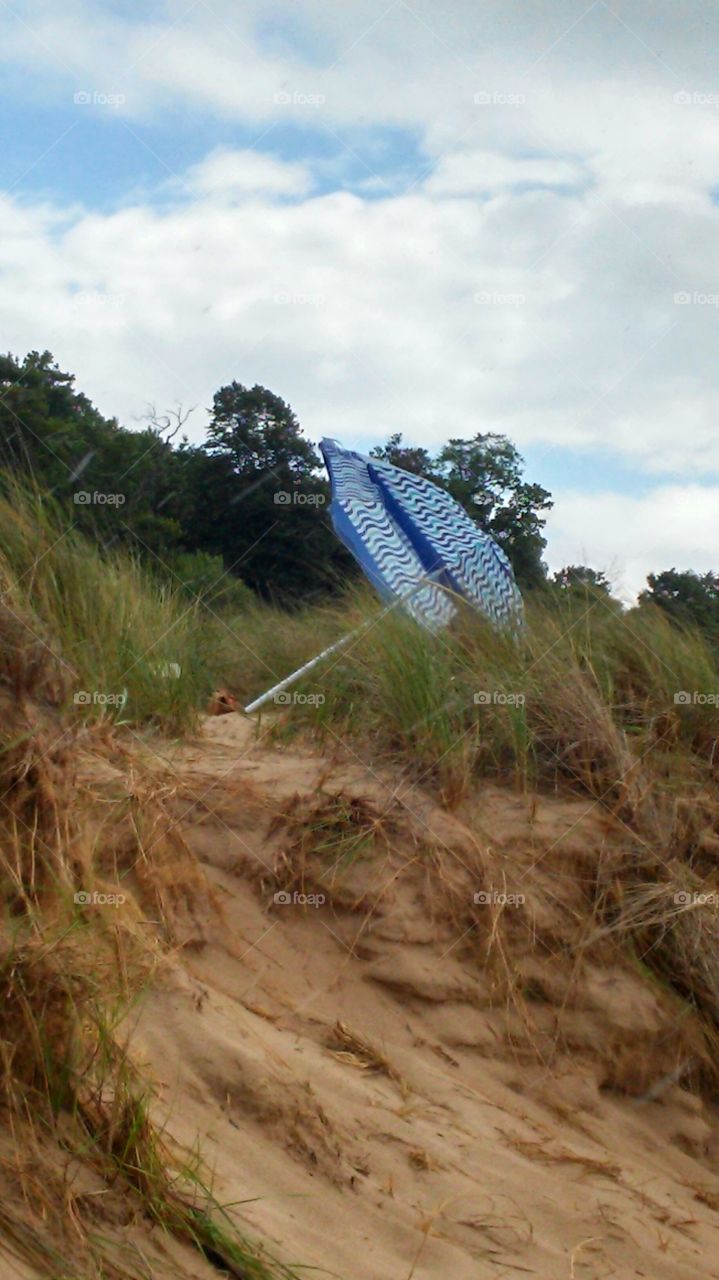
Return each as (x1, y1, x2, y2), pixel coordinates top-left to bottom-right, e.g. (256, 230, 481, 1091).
(0, 479, 220, 733)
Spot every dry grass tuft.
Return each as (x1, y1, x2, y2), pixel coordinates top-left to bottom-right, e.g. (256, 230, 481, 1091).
(327, 1019, 408, 1095)
(506, 1135, 622, 1181)
(0, 598, 77, 903)
(267, 789, 400, 910)
(0, 584, 300, 1277)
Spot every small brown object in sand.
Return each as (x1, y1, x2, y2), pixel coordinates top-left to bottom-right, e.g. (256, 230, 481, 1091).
(208, 689, 237, 716)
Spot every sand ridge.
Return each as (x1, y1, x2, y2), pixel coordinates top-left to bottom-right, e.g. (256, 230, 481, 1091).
(4, 713, 719, 1278)
(113, 714, 719, 1279)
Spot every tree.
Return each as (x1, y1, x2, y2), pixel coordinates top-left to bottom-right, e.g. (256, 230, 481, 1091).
(552, 565, 613, 598)
(0, 350, 188, 558)
(180, 382, 353, 601)
(0, 349, 108, 492)
(436, 435, 552, 589)
(639, 569, 719, 637)
(206, 383, 320, 478)
(370, 432, 439, 480)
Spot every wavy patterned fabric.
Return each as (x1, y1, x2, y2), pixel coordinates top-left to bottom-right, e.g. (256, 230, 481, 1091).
(319, 438, 455, 630)
(320, 438, 523, 631)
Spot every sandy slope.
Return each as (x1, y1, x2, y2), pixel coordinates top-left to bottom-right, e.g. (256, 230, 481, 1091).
(5, 713, 719, 1279)
(128, 715, 719, 1280)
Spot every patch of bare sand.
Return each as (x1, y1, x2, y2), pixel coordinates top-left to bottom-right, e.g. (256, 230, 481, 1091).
(10, 713, 719, 1279)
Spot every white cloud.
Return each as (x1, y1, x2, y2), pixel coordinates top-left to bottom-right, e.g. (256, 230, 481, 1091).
(424, 151, 585, 196)
(3, 1, 719, 587)
(545, 485, 719, 600)
(1, 156, 719, 526)
(183, 148, 313, 198)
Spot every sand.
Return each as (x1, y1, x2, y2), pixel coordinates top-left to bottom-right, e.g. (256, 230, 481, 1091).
(4, 712, 719, 1279)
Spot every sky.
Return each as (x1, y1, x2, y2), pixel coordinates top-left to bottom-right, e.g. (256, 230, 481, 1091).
(2, 0, 719, 599)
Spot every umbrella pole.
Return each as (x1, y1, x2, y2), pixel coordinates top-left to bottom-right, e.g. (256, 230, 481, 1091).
(243, 628, 359, 714)
(243, 576, 442, 715)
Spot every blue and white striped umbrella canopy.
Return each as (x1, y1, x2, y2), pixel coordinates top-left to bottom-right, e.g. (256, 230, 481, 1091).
(319, 438, 523, 631)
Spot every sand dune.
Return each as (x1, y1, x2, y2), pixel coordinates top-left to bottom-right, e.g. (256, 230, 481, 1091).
(4, 713, 719, 1279)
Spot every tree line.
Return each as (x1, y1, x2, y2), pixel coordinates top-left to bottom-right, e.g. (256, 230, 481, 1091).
(1, 349, 717, 639)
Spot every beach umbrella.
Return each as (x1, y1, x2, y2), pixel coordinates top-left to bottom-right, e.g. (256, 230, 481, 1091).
(244, 438, 522, 712)
(319, 438, 523, 631)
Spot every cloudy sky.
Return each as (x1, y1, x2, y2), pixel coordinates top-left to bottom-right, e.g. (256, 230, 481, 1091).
(2, 0, 719, 598)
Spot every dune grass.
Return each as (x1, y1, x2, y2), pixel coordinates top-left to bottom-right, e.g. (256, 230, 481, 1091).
(0, 738, 302, 1278)
(2, 469, 716, 794)
(0, 908, 302, 1280)
(0, 479, 219, 733)
(0, 481, 304, 1277)
(234, 585, 719, 1075)
(233, 583, 719, 813)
